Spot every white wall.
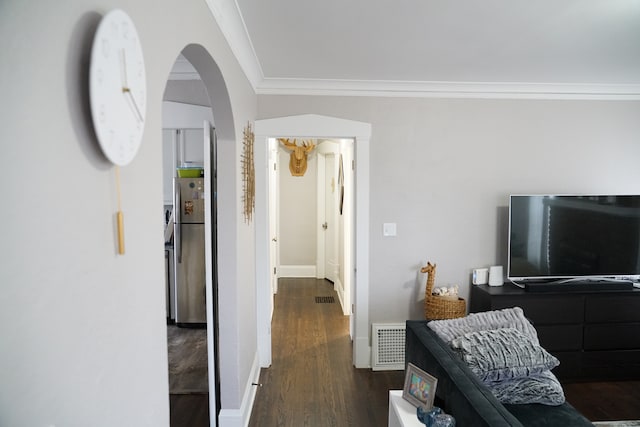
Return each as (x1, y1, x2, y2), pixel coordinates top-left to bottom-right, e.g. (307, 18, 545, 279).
(0, 2, 257, 426)
(278, 146, 317, 274)
(164, 80, 212, 106)
(162, 101, 214, 129)
(257, 96, 640, 329)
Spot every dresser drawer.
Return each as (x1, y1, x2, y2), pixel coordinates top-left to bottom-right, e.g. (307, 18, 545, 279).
(550, 351, 582, 380)
(581, 349, 640, 380)
(584, 323, 640, 350)
(536, 324, 583, 351)
(585, 294, 640, 323)
(511, 296, 584, 325)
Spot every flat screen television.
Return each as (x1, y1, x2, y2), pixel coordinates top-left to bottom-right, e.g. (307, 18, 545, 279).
(508, 195, 640, 287)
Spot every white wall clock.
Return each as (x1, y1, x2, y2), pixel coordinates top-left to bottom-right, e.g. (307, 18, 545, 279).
(89, 9, 146, 166)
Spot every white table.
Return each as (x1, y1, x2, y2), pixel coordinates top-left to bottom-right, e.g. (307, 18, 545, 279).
(388, 390, 424, 427)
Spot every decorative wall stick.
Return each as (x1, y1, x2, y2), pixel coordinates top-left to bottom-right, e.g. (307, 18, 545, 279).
(242, 122, 255, 223)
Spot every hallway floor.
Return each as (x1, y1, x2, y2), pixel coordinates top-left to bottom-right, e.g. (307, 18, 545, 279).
(248, 278, 404, 427)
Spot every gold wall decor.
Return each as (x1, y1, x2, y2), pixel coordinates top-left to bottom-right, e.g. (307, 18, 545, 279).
(242, 122, 255, 223)
(279, 138, 316, 176)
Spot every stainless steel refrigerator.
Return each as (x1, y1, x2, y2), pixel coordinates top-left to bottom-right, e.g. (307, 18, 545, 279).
(173, 177, 206, 325)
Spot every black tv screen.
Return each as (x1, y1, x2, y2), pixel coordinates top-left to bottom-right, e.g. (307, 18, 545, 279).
(508, 195, 640, 283)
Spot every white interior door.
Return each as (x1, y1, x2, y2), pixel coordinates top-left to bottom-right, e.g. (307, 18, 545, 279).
(343, 141, 355, 335)
(317, 142, 348, 313)
(324, 153, 338, 283)
(268, 139, 279, 303)
(316, 153, 326, 279)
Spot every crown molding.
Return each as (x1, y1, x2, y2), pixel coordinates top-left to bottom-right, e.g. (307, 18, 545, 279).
(205, 1, 640, 100)
(257, 78, 640, 100)
(205, 0, 264, 88)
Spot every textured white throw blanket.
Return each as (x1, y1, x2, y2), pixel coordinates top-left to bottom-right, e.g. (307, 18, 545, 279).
(427, 307, 567, 406)
(427, 307, 539, 345)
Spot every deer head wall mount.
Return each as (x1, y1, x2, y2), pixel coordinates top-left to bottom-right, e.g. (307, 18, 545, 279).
(279, 138, 316, 177)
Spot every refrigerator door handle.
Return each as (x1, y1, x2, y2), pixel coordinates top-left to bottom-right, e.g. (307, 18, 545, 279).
(175, 182, 182, 263)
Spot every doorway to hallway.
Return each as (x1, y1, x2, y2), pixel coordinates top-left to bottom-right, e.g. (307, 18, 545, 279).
(255, 114, 373, 369)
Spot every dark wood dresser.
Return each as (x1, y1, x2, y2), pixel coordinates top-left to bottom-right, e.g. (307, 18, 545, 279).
(470, 283, 640, 381)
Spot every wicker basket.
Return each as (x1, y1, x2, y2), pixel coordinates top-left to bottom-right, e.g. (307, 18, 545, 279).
(425, 295, 466, 320)
(423, 263, 466, 320)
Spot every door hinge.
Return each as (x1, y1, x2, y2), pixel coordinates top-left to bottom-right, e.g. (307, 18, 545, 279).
(352, 160, 355, 170)
(273, 267, 277, 275)
(273, 162, 277, 171)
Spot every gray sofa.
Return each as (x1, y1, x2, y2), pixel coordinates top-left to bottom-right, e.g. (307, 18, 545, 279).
(405, 320, 593, 426)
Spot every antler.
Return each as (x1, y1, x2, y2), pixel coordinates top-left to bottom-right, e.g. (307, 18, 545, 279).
(278, 138, 297, 149)
(302, 140, 316, 153)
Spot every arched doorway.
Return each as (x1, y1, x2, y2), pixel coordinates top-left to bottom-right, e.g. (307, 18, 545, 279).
(254, 114, 372, 369)
(162, 44, 236, 427)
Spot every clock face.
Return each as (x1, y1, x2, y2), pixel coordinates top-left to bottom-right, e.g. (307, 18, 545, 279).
(89, 9, 146, 166)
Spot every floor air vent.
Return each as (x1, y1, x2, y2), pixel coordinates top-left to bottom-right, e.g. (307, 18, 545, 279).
(372, 323, 405, 371)
(315, 296, 335, 304)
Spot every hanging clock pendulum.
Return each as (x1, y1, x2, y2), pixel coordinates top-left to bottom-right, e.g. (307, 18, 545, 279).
(115, 166, 125, 254)
(88, 9, 147, 255)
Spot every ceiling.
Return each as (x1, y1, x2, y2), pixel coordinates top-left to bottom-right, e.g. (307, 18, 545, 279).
(196, 0, 640, 98)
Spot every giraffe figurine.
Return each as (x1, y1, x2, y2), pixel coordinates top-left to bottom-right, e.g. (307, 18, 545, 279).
(420, 262, 437, 306)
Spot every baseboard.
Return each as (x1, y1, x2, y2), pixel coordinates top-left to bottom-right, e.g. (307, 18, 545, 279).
(334, 278, 348, 315)
(354, 337, 371, 369)
(218, 353, 261, 427)
(278, 265, 317, 278)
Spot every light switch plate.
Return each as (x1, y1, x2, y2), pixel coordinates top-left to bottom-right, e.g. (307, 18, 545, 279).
(383, 223, 397, 237)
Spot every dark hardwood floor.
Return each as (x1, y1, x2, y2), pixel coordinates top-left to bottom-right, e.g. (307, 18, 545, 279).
(169, 277, 640, 426)
(168, 325, 209, 427)
(167, 325, 208, 393)
(249, 278, 404, 427)
(170, 394, 209, 427)
(563, 380, 640, 422)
